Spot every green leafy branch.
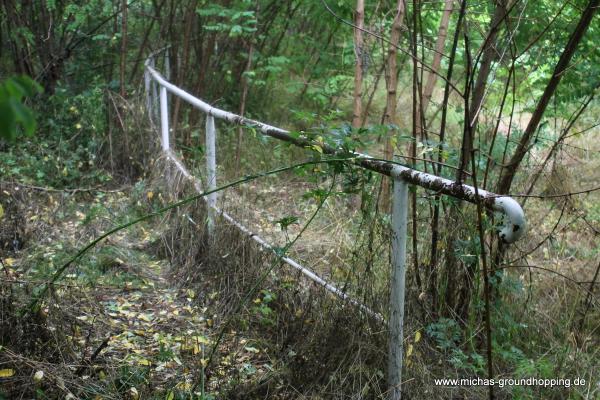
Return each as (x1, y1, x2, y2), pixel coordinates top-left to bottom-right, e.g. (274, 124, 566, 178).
(0, 76, 43, 141)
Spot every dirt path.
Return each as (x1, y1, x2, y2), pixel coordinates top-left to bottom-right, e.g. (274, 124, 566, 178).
(89, 279, 210, 396)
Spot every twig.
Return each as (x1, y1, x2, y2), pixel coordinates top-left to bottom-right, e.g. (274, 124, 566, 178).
(0, 181, 125, 194)
(493, 185, 600, 199)
(507, 200, 568, 265)
(497, 264, 599, 302)
(75, 335, 111, 376)
(196, 173, 338, 392)
(578, 261, 600, 332)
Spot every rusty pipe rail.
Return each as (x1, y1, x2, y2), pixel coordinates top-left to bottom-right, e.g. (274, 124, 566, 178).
(145, 63, 525, 243)
(145, 47, 526, 400)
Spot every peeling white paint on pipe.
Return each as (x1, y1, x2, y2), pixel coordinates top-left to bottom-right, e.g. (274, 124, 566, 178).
(145, 48, 527, 400)
(387, 164, 526, 243)
(144, 70, 152, 126)
(388, 179, 408, 400)
(492, 196, 526, 243)
(159, 86, 169, 151)
(205, 115, 217, 236)
(146, 65, 289, 137)
(145, 64, 526, 243)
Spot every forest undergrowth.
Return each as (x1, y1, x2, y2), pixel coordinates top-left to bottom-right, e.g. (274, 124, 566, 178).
(1, 0, 600, 396)
(1, 103, 599, 399)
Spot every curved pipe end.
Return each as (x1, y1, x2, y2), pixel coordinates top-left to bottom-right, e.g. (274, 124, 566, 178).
(493, 196, 526, 244)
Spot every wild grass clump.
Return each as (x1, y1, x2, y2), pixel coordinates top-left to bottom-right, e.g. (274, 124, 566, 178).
(154, 155, 395, 398)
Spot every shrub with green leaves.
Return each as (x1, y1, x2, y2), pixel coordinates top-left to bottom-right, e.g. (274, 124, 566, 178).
(0, 76, 42, 141)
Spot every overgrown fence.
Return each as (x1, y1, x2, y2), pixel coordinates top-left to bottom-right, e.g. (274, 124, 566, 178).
(144, 48, 526, 400)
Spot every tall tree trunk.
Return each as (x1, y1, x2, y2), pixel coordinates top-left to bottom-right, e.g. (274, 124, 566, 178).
(172, 0, 196, 146)
(361, 61, 386, 127)
(431, 0, 508, 319)
(298, 26, 338, 102)
(429, 0, 466, 314)
(352, 0, 365, 128)
(119, 0, 130, 166)
(497, 0, 600, 194)
(411, 0, 422, 289)
(421, 0, 453, 113)
(381, 0, 406, 212)
(129, 0, 166, 84)
(457, 0, 508, 182)
(235, 42, 255, 172)
(120, 0, 128, 98)
(193, 31, 216, 99)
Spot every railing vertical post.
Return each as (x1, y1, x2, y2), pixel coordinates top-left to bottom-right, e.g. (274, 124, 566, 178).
(144, 70, 152, 125)
(165, 49, 171, 80)
(159, 86, 170, 151)
(388, 178, 409, 400)
(205, 114, 217, 236)
(150, 59, 159, 123)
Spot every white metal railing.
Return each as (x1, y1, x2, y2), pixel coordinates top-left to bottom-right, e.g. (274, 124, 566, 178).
(144, 49, 526, 400)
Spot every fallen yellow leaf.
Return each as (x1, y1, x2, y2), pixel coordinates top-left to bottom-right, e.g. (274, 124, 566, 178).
(406, 344, 414, 358)
(138, 313, 153, 322)
(194, 335, 210, 344)
(0, 369, 15, 378)
(175, 381, 192, 390)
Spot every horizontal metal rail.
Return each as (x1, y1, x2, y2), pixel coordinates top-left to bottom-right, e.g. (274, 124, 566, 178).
(145, 64, 526, 243)
(145, 48, 526, 400)
(147, 55, 385, 323)
(162, 149, 385, 323)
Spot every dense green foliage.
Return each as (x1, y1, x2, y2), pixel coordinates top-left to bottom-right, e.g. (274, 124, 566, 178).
(0, 76, 42, 140)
